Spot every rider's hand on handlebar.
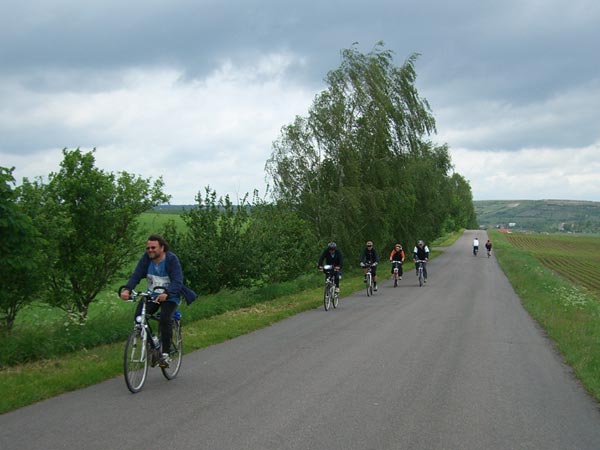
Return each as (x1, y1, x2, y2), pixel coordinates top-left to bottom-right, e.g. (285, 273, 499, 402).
(120, 289, 131, 301)
(318, 265, 323, 271)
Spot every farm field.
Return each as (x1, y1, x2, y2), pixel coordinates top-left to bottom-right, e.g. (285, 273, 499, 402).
(505, 233, 600, 296)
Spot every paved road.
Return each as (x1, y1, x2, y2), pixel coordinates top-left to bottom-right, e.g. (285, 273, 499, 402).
(2, 230, 600, 450)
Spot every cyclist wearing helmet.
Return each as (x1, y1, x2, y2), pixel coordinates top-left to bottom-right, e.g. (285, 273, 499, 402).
(389, 243, 405, 279)
(318, 242, 343, 293)
(360, 240, 380, 291)
(413, 240, 430, 282)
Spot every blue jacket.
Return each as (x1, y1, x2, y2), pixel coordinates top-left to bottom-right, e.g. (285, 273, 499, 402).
(126, 251, 197, 306)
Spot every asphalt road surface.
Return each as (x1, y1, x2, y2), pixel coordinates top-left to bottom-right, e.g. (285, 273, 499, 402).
(2, 230, 600, 450)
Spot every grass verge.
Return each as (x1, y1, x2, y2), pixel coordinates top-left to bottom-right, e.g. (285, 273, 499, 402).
(490, 230, 600, 400)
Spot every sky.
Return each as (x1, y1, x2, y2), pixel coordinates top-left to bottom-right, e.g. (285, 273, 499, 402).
(1, 0, 599, 204)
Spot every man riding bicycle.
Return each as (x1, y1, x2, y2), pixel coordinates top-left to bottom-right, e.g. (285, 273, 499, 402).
(318, 242, 343, 293)
(413, 240, 430, 283)
(360, 240, 380, 291)
(120, 234, 196, 367)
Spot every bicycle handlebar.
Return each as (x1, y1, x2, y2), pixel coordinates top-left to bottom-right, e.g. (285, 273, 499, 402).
(118, 285, 167, 302)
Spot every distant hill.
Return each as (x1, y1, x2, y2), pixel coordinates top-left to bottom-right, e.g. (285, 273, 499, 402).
(474, 200, 600, 233)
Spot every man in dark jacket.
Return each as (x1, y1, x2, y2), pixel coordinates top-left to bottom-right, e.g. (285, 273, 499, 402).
(318, 242, 343, 293)
(360, 240, 380, 291)
(413, 239, 430, 282)
(120, 234, 196, 367)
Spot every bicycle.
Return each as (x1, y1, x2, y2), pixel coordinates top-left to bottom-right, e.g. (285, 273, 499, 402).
(414, 260, 426, 287)
(119, 286, 183, 393)
(322, 265, 339, 311)
(391, 260, 403, 287)
(361, 262, 377, 296)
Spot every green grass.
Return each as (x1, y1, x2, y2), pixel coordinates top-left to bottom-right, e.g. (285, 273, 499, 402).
(490, 229, 600, 399)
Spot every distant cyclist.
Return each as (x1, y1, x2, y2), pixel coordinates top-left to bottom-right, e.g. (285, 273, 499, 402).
(473, 237, 480, 256)
(389, 243, 405, 280)
(318, 242, 343, 293)
(485, 239, 492, 257)
(360, 240, 380, 291)
(413, 240, 430, 283)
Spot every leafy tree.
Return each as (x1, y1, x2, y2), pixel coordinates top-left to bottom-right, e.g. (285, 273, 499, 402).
(246, 194, 316, 283)
(177, 187, 255, 293)
(0, 167, 45, 332)
(266, 42, 472, 257)
(18, 148, 169, 323)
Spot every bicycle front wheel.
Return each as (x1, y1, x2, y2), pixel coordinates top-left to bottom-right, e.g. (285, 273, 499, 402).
(332, 288, 339, 308)
(366, 274, 372, 297)
(124, 329, 148, 393)
(161, 319, 183, 380)
(418, 269, 424, 287)
(323, 283, 331, 311)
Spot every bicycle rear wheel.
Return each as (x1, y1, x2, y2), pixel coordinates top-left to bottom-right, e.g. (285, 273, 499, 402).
(161, 319, 183, 380)
(323, 283, 331, 311)
(124, 329, 148, 393)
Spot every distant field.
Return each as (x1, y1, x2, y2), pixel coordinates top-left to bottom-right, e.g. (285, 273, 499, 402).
(505, 233, 600, 295)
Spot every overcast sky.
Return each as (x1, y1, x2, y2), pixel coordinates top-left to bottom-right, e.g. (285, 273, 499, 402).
(1, 0, 599, 204)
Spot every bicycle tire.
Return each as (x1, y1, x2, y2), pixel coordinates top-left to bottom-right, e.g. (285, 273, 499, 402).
(366, 273, 372, 297)
(323, 283, 331, 311)
(332, 289, 339, 308)
(394, 271, 398, 288)
(124, 328, 148, 393)
(161, 319, 183, 380)
(418, 268, 424, 287)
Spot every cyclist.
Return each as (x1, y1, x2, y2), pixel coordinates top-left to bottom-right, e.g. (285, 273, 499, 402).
(360, 240, 380, 291)
(389, 243, 405, 280)
(485, 239, 492, 256)
(413, 240, 430, 283)
(473, 237, 480, 256)
(318, 242, 343, 293)
(120, 234, 196, 367)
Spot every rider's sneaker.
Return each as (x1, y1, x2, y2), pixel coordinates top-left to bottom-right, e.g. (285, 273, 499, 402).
(399, 276, 402, 280)
(159, 353, 170, 368)
(424, 279, 427, 284)
(374, 285, 378, 292)
(335, 287, 340, 294)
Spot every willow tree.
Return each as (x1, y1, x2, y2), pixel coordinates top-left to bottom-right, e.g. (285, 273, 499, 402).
(266, 42, 458, 257)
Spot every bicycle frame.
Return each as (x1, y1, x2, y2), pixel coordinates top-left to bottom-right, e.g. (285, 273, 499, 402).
(322, 265, 339, 311)
(120, 286, 183, 393)
(415, 260, 426, 287)
(364, 264, 374, 296)
(392, 261, 402, 287)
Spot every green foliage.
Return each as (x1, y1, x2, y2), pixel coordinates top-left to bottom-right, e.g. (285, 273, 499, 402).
(169, 188, 316, 294)
(15, 148, 170, 324)
(266, 42, 476, 258)
(0, 167, 46, 332)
